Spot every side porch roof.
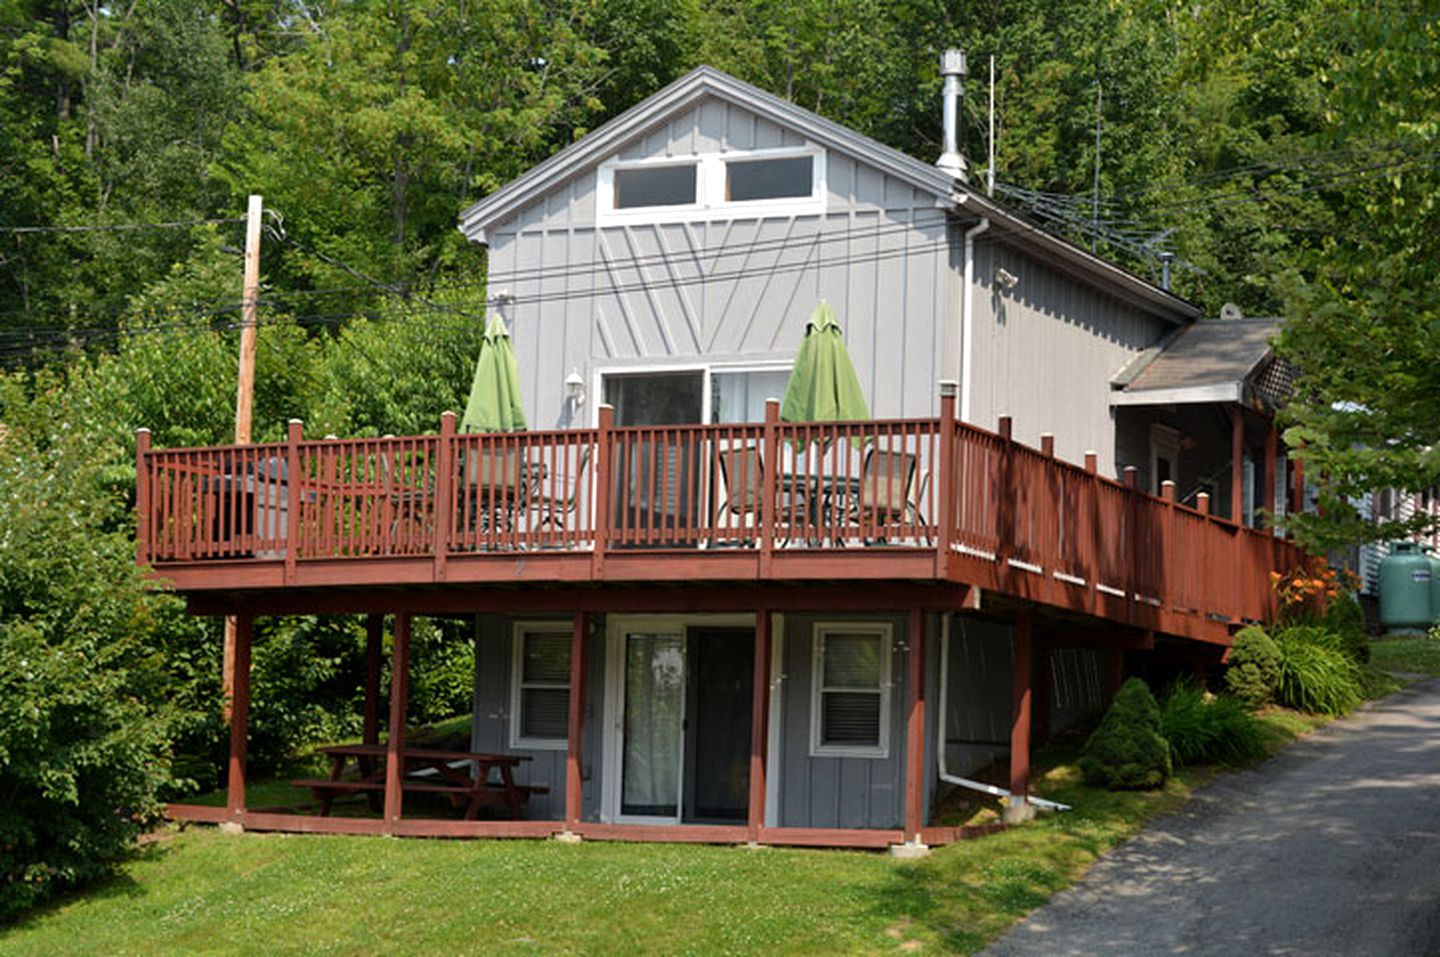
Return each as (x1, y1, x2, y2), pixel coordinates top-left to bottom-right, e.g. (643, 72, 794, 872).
(1111, 317, 1292, 410)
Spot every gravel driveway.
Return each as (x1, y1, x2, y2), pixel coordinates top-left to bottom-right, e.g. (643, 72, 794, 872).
(985, 678, 1440, 956)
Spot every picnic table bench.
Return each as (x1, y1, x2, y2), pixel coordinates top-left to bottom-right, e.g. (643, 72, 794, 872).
(292, 744, 548, 820)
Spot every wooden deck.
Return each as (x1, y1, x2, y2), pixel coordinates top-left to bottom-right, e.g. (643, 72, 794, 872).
(136, 396, 1300, 645)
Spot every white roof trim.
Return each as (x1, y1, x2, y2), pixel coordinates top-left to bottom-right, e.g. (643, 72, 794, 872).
(1109, 383, 1243, 407)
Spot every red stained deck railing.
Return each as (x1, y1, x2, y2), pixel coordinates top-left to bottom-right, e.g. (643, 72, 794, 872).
(135, 402, 1302, 639)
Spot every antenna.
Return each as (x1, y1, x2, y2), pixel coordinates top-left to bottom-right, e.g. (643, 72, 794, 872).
(1092, 81, 1102, 252)
(987, 55, 996, 197)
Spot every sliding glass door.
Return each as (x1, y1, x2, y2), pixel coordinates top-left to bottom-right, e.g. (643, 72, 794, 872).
(619, 632, 686, 820)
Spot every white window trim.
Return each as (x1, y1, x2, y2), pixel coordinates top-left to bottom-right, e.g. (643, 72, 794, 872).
(509, 621, 573, 751)
(809, 621, 893, 759)
(596, 146, 826, 226)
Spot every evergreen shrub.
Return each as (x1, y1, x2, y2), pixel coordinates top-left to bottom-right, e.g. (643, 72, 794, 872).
(1079, 678, 1172, 790)
(1224, 625, 1283, 709)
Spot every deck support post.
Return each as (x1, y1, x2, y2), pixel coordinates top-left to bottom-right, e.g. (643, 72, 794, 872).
(1291, 448, 1306, 516)
(902, 608, 927, 845)
(1230, 406, 1245, 525)
(747, 609, 772, 843)
(564, 611, 591, 834)
(362, 613, 383, 746)
(226, 612, 254, 819)
(1006, 609, 1034, 824)
(383, 612, 412, 833)
(1263, 421, 1278, 532)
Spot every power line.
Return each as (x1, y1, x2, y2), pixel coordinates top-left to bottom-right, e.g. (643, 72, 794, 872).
(0, 216, 246, 235)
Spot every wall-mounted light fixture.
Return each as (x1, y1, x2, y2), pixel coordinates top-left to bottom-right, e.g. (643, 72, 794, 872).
(565, 368, 586, 407)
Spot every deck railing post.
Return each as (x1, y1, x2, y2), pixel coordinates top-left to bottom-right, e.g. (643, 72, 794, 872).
(285, 419, 303, 583)
(433, 412, 456, 580)
(935, 382, 958, 577)
(747, 608, 772, 844)
(903, 609, 927, 844)
(226, 612, 254, 819)
(760, 399, 780, 575)
(1161, 479, 1178, 617)
(997, 416, 1014, 582)
(383, 612, 412, 833)
(135, 429, 152, 567)
(1083, 450, 1098, 613)
(1122, 466, 1139, 615)
(565, 611, 590, 833)
(592, 405, 614, 580)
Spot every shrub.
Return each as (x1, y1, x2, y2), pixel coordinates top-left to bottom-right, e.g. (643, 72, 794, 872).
(1158, 682, 1267, 767)
(1322, 595, 1370, 664)
(1225, 625, 1284, 709)
(1273, 626, 1363, 716)
(1079, 678, 1172, 790)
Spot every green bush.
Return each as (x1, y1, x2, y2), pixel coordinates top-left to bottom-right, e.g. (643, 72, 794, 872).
(1322, 595, 1370, 664)
(1079, 678, 1172, 790)
(1158, 682, 1267, 767)
(1224, 625, 1284, 709)
(1274, 626, 1363, 716)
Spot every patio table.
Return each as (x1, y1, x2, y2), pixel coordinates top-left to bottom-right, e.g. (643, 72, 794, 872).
(292, 744, 544, 819)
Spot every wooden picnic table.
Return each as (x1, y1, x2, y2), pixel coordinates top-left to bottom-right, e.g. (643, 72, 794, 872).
(292, 744, 546, 820)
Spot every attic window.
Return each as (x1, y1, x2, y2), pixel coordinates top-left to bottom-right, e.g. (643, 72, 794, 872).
(726, 156, 813, 201)
(599, 148, 825, 223)
(613, 164, 697, 209)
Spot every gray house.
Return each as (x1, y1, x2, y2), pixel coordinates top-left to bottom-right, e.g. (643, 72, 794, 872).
(148, 59, 1301, 848)
(449, 65, 1287, 836)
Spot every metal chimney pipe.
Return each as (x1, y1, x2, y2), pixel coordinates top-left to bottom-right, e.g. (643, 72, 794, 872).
(937, 49, 968, 181)
(1159, 252, 1174, 291)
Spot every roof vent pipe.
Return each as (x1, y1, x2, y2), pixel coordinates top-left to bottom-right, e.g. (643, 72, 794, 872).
(1159, 252, 1174, 291)
(937, 49, 969, 181)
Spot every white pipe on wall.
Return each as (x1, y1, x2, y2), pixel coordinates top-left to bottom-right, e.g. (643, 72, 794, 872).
(960, 218, 990, 425)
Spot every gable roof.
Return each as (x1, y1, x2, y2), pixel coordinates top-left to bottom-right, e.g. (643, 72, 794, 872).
(459, 66, 1202, 323)
(459, 66, 960, 240)
(1112, 318, 1285, 407)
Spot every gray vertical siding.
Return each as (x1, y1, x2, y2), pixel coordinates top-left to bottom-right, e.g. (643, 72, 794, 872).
(966, 241, 1167, 476)
(470, 614, 605, 823)
(484, 94, 954, 430)
(776, 613, 908, 830)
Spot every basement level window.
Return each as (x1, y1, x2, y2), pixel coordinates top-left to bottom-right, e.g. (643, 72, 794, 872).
(810, 622, 892, 758)
(510, 623, 572, 749)
(613, 163, 698, 209)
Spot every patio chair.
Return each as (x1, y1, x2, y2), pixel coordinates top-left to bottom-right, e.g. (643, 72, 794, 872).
(459, 446, 530, 539)
(714, 443, 764, 544)
(530, 443, 591, 541)
(858, 449, 930, 544)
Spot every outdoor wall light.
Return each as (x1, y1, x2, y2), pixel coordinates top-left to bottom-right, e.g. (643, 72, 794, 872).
(565, 369, 586, 406)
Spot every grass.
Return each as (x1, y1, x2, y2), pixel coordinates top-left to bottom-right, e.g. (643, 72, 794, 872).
(0, 711, 1326, 956)
(1369, 635, 1440, 678)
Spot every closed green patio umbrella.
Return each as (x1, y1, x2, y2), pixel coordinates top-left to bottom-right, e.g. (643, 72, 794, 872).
(780, 301, 870, 424)
(461, 313, 527, 433)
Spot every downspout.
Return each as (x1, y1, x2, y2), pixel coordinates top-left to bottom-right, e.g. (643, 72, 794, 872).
(960, 218, 990, 424)
(937, 615, 1070, 812)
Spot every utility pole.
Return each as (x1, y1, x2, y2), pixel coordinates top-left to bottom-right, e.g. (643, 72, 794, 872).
(223, 194, 262, 720)
(987, 54, 996, 197)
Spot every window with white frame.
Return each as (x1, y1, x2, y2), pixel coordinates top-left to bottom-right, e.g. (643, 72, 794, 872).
(598, 148, 824, 223)
(510, 623, 572, 749)
(810, 623, 891, 757)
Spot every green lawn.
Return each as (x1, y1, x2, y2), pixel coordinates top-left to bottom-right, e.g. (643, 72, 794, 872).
(1369, 635, 1440, 677)
(0, 712, 1325, 956)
